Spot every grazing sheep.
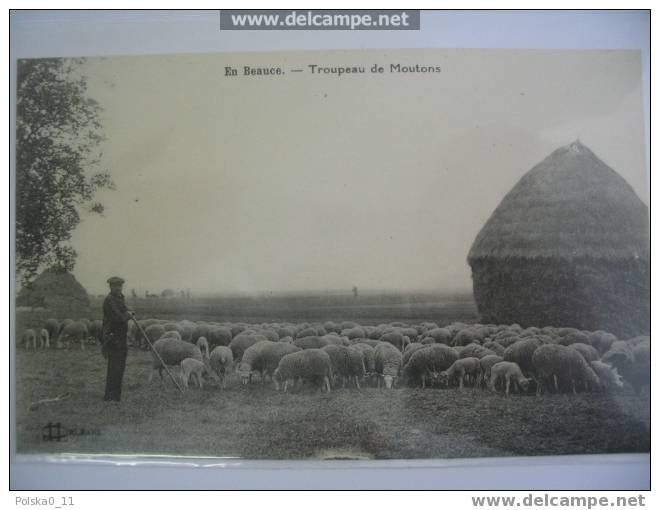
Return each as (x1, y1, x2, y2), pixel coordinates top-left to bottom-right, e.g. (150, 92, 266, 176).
(238, 340, 275, 384)
(453, 328, 481, 347)
(38, 328, 50, 349)
(57, 321, 88, 350)
(21, 329, 37, 350)
(532, 344, 600, 394)
(149, 338, 203, 384)
(87, 319, 103, 344)
(489, 361, 531, 396)
(180, 357, 211, 389)
(483, 341, 505, 356)
(322, 344, 365, 388)
(398, 327, 419, 342)
(601, 341, 635, 368)
(588, 331, 618, 354)
(44, 318, 60, 343)
(143, 324, 166, 348)
(558, 331, 592, 347)
(459, 343, 496, 359)
(323, 321, 341, 334)
(342, 327, 366, 340)
(503, 337, 542, 377)
(209, 345, 233, 387)
(196, 336, 210, 358)
(375, 342, 404, 389)
(569, 343, 600, 363)
(273, 349, 333, 393)
(230, 333, 267, 363)
(293, 335, 330, 350)
(351, 343, 376, 376)
(160, 330, 182, 341)
(321, 335, 345, 346)
(403, 344, 458, 389)
(298, 326, 320, 338)
(590, 361, 624, 391)
(238, 341, 300, 385)
(207, 326, 233, 347)
(346, 347, 367, 388)
(57, 318, 73, 337)
(379, 332, 409, 352)
(478, 354, 504, 387)
(401, 342, 426, 367)
(440, 357, 481, 389)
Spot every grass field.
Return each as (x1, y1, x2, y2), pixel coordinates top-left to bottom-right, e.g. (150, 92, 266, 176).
(14, 292, 650, 460)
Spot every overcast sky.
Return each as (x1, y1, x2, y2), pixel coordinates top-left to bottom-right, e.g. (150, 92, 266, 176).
(63, 49, 646, 295)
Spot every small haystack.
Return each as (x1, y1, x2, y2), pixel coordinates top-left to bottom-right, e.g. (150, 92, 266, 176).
(468, 141, 649, 338)
(17, 268, 90, 310)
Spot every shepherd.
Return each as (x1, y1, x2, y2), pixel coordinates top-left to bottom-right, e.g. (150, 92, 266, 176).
(102, 276, 134, 402)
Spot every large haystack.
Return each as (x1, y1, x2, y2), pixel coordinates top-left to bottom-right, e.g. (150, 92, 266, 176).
(17, 268, 90, 310)
(467, 141, 649, 338)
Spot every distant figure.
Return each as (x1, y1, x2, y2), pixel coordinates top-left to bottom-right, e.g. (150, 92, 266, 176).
(131, 288, 137, 299)
(102, 276, 134, 402)
(352, 286, 359, 298)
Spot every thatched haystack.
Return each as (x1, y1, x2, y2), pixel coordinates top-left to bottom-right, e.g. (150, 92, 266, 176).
(17, 268, 90, 311)
(468, 141, 649, 338)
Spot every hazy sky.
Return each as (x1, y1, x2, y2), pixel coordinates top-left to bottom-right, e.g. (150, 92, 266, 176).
(63, 49, 646, 295)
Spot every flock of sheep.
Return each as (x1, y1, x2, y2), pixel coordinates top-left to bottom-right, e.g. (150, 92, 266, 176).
(20, 317, 650, 397)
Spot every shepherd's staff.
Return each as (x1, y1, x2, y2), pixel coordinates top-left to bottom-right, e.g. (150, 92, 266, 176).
(130, 314, 185, 393)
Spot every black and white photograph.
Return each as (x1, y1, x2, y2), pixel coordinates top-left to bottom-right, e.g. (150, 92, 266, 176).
(13, 47, 649, 463)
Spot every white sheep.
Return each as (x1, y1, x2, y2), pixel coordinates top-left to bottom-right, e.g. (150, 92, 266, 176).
(38, 328, 50, 349)
(180, 358, 210, 389)
(196, 336, 210, 358)
(21, 329, 37, 350)
(209, 346, 234, 388)
(489, 361, 531, 396)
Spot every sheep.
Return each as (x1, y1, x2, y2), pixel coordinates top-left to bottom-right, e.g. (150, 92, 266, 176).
(375, 342, 404, 389)
(590, 361, 624, 392)
(143, 324, 166, 348)
(478, 354, 504, 387)
(298, 326, 320, 338)
(273, 349, 333, 393)
(323, 321, 341, 334)
(402, 344, 457, 389)
(346, 346, 367, 388)
(180, 357, 212, 389)
(21, 329, 37, 350)
(230, 333, 267, 363)
(459, 343, 496, 359)
(238, 341, 301, 384)
(558, 331, 592, 347)
(483, 341, 505, 357)
(322, 344, 365, 388)
(57, 318, 73, 338)
(207, 326, 233, 347)
(489, 361, 531, 396)
(378, 332, 409, 352)
(209, 345, 233, 388)
(321, 335, 345, 346)
(568, 343, 600, 363)
(196, 336, 210, 358)
(601, 341, 635, 368)
(350, 343, 376, 378)
(503, 337, 542, 377)
(57, 321, 88, 350)
(588, 331, 618, 354)
(532, 344, 600, 394)
(440, 357, 481, 389)
(453, 328, 481, 347)
(160, 330, 182, 341)
(44, 318, 60, 343)
(342, 327, 366, 340)
(401, 342, 426, 367)
(87, 319, 103, 344)
(38, 328, 50, 349)
(293, 335, 330, 350)
(149, 337, 203, 384)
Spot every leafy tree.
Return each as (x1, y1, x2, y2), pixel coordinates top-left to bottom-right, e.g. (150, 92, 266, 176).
(16, 57, 113, 284)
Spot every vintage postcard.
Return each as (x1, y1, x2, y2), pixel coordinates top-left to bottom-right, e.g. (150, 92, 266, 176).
(14, 49, 649, 460)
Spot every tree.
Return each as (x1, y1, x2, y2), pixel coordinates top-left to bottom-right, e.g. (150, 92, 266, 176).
(15, 58, 113, 285)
